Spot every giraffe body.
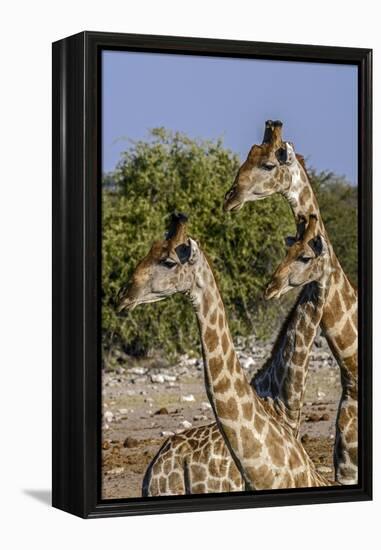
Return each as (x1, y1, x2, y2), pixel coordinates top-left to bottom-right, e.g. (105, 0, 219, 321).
(142, 424, 244, 496)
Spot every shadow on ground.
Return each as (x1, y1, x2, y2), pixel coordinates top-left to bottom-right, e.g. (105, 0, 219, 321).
(23, 489, 51, 506)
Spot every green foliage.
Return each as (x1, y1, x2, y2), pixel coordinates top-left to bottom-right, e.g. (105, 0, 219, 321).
(102, 128, 357, 358)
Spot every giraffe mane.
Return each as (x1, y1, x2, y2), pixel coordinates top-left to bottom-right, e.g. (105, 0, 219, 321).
(295, 152, 316, 189)
(252, 281, 319, 401)
(202, 248, 223, 290)
(295, 153, 307, 171)
(252, 296, 302, 385)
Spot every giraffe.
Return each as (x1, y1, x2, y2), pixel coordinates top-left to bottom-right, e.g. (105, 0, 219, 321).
(118, 213, 329, 493)
(223, 120, 358, 485)
(135, 217, 328, 496)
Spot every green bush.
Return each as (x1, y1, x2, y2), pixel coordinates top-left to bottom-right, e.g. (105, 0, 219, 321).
(102, 128, 357, 359)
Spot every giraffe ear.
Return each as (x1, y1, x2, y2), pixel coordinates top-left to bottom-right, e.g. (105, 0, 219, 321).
(174, 238, 199, 265)
(277, 142, 295, 165)
(174, 243, 192, 264)
(308, 235, 327, 257)
(187, 238, 200, 265)
(285, 236, 296, 247)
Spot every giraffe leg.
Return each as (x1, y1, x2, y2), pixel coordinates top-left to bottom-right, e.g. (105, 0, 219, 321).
(334, 392, 358, 484)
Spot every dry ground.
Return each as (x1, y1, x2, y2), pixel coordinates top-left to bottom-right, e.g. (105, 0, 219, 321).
(102, 337, 343, 499)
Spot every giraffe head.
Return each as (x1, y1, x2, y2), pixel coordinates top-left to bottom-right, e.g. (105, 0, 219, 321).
(264, 214, 329, 300)
(118, 213, 201, 312)
(223, 120, 299, 212)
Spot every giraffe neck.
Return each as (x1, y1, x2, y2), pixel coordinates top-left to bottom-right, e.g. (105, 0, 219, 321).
(254, 279, 329, 435)
(187, 251, 325, 489)
(189, 252, 261, 486)
(281, 161, 348, 272)
(280, 161, 356, 363)
(281, 161, 322, 223)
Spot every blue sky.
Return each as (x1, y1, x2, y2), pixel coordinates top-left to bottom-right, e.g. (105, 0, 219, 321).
(102, 51, 358, 185)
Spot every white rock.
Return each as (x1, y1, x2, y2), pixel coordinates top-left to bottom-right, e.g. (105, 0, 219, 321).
(162, 374, 177, 382)
(317, 390, 326, 399)
(104, 410, 114, 423)
(180, 420, 193, 429)
(200, 401, 212, 411)
(241, 356, 256, 369)
(118, 408, 128, 415)
(179, 355, 198, 367)
(130, 367, 147, 375)
(160, 430, 175, 437)
(151, 374, 165, 384)
(108, 467, 124, 475)
(181, 394, 195, 402)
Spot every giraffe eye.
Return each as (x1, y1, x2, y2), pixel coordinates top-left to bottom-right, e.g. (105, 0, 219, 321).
(160, 258, 177, 269)
(262, 162, 276, 171)
(298, 256, 312, 264)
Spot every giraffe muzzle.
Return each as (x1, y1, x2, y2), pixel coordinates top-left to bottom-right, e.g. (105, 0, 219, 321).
(264, 281, 283, 300)
(223, 188, 243, 212)
(264, 286, 277, 300)
(117, 284, 139, 313)
(117, 297, 137, 313)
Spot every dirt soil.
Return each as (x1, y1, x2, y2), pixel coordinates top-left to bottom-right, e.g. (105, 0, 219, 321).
(102, 338, 341, 499)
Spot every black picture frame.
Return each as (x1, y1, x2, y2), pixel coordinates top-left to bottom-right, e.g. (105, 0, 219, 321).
(52, 31, 372, 519)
